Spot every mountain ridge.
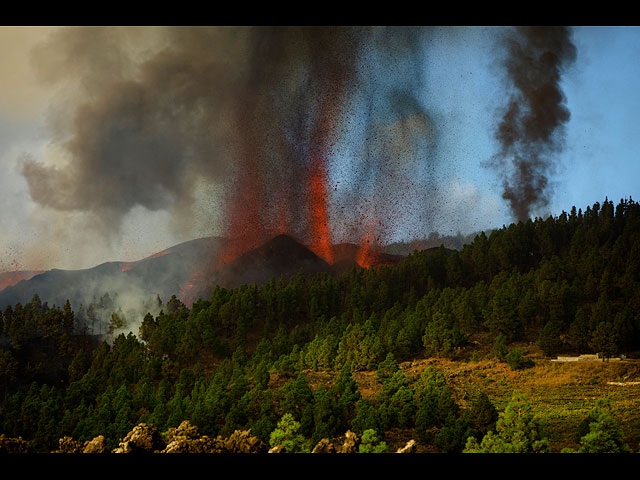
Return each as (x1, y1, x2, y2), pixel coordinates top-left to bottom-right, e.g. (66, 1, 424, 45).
(0, 234, 415, 310)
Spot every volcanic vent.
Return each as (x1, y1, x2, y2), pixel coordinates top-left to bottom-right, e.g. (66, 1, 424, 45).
(217, 234, 333, 288)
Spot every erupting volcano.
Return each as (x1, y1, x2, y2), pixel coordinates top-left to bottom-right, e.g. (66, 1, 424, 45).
(212, 27, 435, 271)
(10, 26, 578, 309)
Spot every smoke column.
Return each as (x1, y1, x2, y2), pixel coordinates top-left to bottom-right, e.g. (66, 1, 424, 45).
(220, 27, 436, 266)
(220, 27, 365, 265)
(489, 26, 577, 222)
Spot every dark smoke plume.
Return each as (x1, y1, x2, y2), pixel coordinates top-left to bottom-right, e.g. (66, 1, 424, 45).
(489, 26, 577, 222)
(22, 27, 250, 236)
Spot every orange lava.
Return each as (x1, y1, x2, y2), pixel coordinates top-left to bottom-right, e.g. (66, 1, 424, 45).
(148, 249, 171, 259)
(355, 231, 379, 269)
(179, 268, 206, 306)
(308, 160, 334, 264)
(0, 274, 21, 291)
(0, 262, 44, 291)
(305, 90, 342, 265)
(219, 65, 350, 271)
(219, 129, 266, 268)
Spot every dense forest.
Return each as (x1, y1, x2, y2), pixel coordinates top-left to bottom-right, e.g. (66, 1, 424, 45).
(1, 197, 639, 453)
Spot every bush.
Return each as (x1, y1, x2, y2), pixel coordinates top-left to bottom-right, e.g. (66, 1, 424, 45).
(491, 334, 508, 361)
(505, 349, 534, 370)
(463, 393, 548, 453)
(358, 429, 387, 453)
(576, 400, 630, 453)
(269, 413, 311, 453)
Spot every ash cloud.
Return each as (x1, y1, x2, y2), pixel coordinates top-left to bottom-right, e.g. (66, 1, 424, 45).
(21, 26, 440, 264)
(22, 27, 250, 239)
(488, 26, 577, 222)
(20, 26, 571, 268)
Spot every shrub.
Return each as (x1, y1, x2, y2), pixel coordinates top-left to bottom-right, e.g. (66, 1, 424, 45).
(269, 413, 311, 453)
(505, 349, 534, 370)
(358, 429, 387, 453)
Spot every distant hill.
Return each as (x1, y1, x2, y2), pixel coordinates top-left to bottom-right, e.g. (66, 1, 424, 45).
(0, 233, 420, 311)
(331, 242, 405, 273)
(0, 271, 44, 292)
(382, 231, 484, 256)
(0, 237, 226, 310)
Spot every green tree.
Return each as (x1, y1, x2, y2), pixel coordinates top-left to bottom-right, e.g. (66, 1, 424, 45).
(62, 299, 74, 336)
(434, 413, 473, 453)
(335, 324, 382, 370)
(311, 386, 337, 443)
(375, 352, 399, 384)
(377, 369, 415, 431)
(112, 384, 135, 442)
(358, 429, 388, 453)
(538, 320, 563, 357)
(590, 321, 618, 361)
(269, 413, 311, 453)
(414, 367, 459, 442)
(108, 311, 127, 336)
(351, 398, 382, 435)
(422, 311, 466, 358)
(569, 400, 630, 453)
(464, 393, 548, 453)
(331, 363, 362, 433)
(0, 349, 19, 391)
(463, 391, 498, 441)
(569, 308, 591, 352)
(491, 333, 509, 361)
(484, 282, 524, 342)
(280, 373, 314, 436)
(505, 348, 534, 370)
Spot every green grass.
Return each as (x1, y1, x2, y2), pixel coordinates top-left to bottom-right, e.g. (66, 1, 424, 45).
(390, 356, 640, 452)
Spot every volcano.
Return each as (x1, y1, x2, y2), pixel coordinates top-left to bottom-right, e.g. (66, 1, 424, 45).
(0, 233, 410, 312)
(217, 234, 334, 288)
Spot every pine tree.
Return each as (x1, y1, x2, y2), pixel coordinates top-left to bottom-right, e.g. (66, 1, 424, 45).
(575, 401, 630, 453)
(463, 391, 498, 441)
(538, 320, 563, 357)
(464, 393, 548, 453)
(269, 413, 311, 453)
(62, 299, 74, 336)
(590, 321, 618, 361)
(358, 429, 387, 453)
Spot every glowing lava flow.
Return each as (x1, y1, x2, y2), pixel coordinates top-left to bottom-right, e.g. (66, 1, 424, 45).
(308, 160, 334, 264)
(148, 249, 171, 259)
(178, 269, 205, 306)
(0, 259, 44, 291)
(305, 90, 343, 265)
(355, 220, 384, 269)
(355, 239, 377, 269)
(219, 132, 266, 268)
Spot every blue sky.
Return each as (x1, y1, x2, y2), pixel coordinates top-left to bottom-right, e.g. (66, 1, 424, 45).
(0, 26, 639, 270)
(561, 26, 640, 211)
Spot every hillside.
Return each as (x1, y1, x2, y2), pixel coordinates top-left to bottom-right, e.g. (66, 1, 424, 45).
(0, 237, 227, 310)
(0, 234, 408, 312)
(0, 271, 44, 292)
(1, 197, 640, 453)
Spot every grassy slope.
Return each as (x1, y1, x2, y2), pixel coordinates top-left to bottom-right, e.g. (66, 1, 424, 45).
(296, 345, 640, 453)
